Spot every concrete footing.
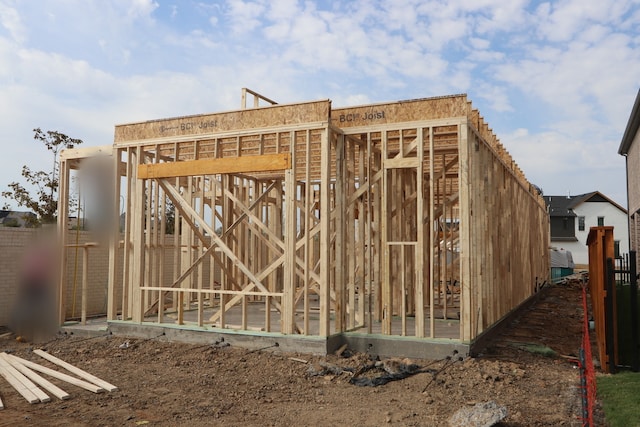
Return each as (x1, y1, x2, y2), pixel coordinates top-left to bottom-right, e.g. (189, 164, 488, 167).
(60, 320, 470, 359)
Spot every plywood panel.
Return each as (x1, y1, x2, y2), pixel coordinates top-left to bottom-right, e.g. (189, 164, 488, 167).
(115, 100, 331, 143)
(331, 94, 469, 128)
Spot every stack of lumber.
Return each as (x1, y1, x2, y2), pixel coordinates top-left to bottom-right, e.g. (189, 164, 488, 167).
(0, 349, 117, 409)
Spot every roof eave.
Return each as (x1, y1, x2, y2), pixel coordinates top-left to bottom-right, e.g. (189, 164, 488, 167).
(619, 88, 640, 155)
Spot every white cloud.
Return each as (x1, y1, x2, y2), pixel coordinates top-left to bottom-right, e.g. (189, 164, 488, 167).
(0, 2, 25, 43)
(0, 0, 638, 210)
(225, 0, 266, 35)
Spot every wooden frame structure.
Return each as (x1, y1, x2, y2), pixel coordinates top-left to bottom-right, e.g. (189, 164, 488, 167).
(57, 92, 549, 344)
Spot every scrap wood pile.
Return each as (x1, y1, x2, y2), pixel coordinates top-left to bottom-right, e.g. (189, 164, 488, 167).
(0, 349, 117, 409)
(556, 271, 588, 288)
(307, 350, 464, 388)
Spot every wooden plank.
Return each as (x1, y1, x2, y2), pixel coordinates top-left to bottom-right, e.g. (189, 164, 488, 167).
(0, 364, 40, 403)
(33, 350, 116, 392)
(335, 133, 346, 332)
(415, 127, 425, 338)
(81, 245, 89, 325)
(0, 354, 43, 403)
(383, 157, 420, 169)
(138, 153, 291, 179)
(458, 123, 472, 341)
(319, 128, 332, 336)
(32, 350, 117, 392)
(428, 125, 437, 332)
(303, 131, 312, 335)
(107, 148, 122, 321)
(6, 354, 103, 394)
(60, 145, 113, 161)
(282, 132, 297, 334)
(1, 354, 69, 400)
(57, 160, 71, 324)
(381, 131, 391, 335)
(131, 147, 146, 322)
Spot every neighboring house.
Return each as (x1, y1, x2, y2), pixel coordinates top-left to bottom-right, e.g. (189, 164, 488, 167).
(544, 192, 629, 266)
(619, 88, 640, 267)
(0, 210, 37, 227)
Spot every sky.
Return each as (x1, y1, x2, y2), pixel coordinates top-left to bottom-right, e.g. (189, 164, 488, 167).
(0, 0, 639, 210)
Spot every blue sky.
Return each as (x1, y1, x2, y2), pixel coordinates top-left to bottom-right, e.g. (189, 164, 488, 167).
(1, 0, 639, 209)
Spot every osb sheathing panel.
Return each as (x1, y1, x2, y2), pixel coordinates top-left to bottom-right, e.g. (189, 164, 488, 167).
(114, 100, 331, 143)
(331, 94, 469, 128)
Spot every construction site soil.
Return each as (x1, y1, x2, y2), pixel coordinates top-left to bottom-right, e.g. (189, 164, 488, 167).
(0, 282, 605, 426)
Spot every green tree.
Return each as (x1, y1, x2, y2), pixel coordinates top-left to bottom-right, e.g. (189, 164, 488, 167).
(2, 128, 82, 225)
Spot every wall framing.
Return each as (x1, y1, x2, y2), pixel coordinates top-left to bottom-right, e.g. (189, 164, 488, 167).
(57, 93, 549, 348)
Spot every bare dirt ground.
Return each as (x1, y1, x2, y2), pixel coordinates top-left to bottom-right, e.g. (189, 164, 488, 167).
(0, 282, 604, 426)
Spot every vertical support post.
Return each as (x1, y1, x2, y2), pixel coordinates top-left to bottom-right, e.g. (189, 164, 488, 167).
(429, 127, 436, 338)
(381, 131, 391, 335)
(319, 128, 332, 336)
(57, 158, 71, 325)
(630, 250, 639, 372)
(131, 147, 146, 323)
(459, 122, 472, 341)
(415, 128, 425, 338)
(335, 134, 346, 332)
(605, 257, 616, 374)
(303, 131, 312, 335)
(81, 245, 89, 325)
(107, 148, 120, 321)
(282, 131, 297, 334)
(367, 132, 374, 334)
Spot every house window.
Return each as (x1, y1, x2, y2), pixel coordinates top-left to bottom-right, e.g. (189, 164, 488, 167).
(614, 240, 620, 258)
(597, 216, 604, 226)
(578, 216, 585, 231)
(563, 217, 568, 230)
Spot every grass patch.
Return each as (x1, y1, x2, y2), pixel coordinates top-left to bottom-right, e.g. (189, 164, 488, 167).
(597, 371, 640, 427)
(506, 341, 557, 357)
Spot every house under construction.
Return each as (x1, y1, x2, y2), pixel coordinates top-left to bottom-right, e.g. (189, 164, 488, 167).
(56, 90, 549, 357)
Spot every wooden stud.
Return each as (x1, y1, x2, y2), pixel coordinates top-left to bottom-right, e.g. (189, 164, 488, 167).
(107, 148, 121, 321)
(319, 127, 332, 336)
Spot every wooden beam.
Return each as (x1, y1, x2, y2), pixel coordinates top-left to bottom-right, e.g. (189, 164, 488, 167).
(1, 353, 69, 400)
(0, 354, 45, 403)
(138, 153, 291, 179)
(4, 354, 104, 394)
(34, 350, 118, 392)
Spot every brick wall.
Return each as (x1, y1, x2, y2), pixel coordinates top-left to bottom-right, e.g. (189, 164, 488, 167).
(1, 228, 222, 326)
(0, 228, 116, 325)
(0, 228, 35, 326)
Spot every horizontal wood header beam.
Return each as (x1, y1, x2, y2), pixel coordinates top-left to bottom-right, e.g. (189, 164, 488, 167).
(115, 100, 330, 143)
(138, 153, 291, 179)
